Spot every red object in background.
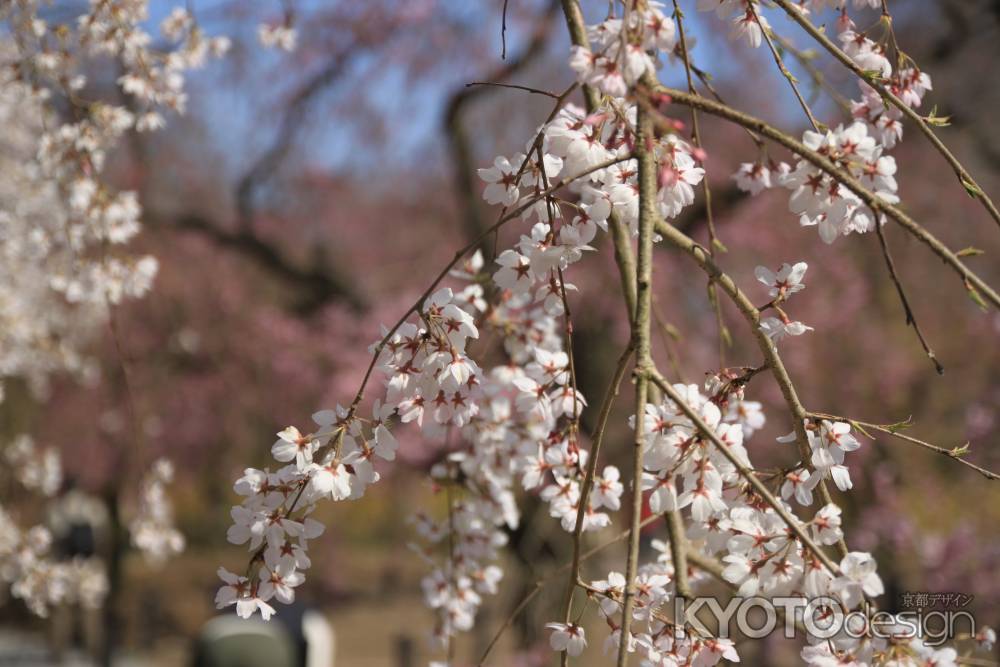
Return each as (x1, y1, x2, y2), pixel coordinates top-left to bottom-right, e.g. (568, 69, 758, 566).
(639, 492, 657, 535)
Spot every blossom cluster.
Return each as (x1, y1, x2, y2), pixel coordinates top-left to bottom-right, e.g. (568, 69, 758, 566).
(0, 2, 227, 401)
(0, 438, 107, 617)
(0, 509, 108, 618)
(733, 119, 900, 244)
(0, 1, 224, 618)
(730, 14, 933, 246)
(568, 1, 677, 96)
(129, 458, 186, 566)
(755, 261, 814, 342)
(560, 374, 958, 667)
(4, 435, 62, 498)
(216, 409, 376, 620)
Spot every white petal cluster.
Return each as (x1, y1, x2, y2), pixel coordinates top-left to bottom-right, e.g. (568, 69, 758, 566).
(546, 621, 588, 656)
(129, 458, 186, 566)
(729, 20, 932, 255)
(0, 4, 228, 401)
(545, 102, 705, 236)
(732, 131, 901, 246)
(258, 23, 297, 52)
(782, 122, 899, 243)
(755, 262, 808, 299)
(0, 510, 109, 617)
(851, 66, 932, 149)
(4, 435, 62, 498)
(568, 2, 676, 97)
(0, 440, 108, 617)
(696, 0, 769, 49)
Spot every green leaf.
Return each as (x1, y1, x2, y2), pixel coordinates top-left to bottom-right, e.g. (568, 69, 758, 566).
(949, 443, 970, 458)
(924, 110, 951, 127)
(967, 284, 989, 311)
(961, 177, 983, 198)
(850, 420, 874, 440)
(885, 417, 913, 434)
(956, 247, 985, 258)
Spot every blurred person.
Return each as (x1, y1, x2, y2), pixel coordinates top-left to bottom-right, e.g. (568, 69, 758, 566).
(46, 477, 110, 663)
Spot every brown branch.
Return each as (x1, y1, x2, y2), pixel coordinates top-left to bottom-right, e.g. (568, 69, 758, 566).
(170, 213, 366, 313)
(672, 0, 728, 368)
(649, 213, 849, 557)
(748, 2, 821, 132)
(873, 221, 945, 374)
(559, 342, 635, 640)
(614, 101, 657, 667)
(638, 85, 1000, 311)
(343, 153, 630, 418)
(478, 513, 655, 666)
(558, 0, 639, 328)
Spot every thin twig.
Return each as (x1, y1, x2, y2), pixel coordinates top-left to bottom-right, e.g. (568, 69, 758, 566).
(501, 0, 510, 59)
(344, 152, 627, 419)
(772, 33, 853, 113)
(809, 412, 999, 481)
(478, 513, 662, 666)
(465, 80, 561, 98)
(873, 221, 945, 374)
(672, 0, 728, 368)
(559, 342, 635, 642)
(748, 1, 821, 132)
(649, 212, 849, 557)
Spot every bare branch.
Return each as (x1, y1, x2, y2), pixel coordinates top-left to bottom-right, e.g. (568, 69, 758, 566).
(873, 221, 945, 374)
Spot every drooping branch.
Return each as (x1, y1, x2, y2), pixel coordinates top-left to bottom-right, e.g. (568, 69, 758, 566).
(559, 341, 635, 652)
(673, 0, 729, 368)
(873, 221, 945, 374)
(559, 0, 638, 320)
(650, 214, 849, 557)
(747, 1, 821, 132)
(341, 151, 629, 420)
(615, 103, 657, 667)
(477, 513, 728, 666)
